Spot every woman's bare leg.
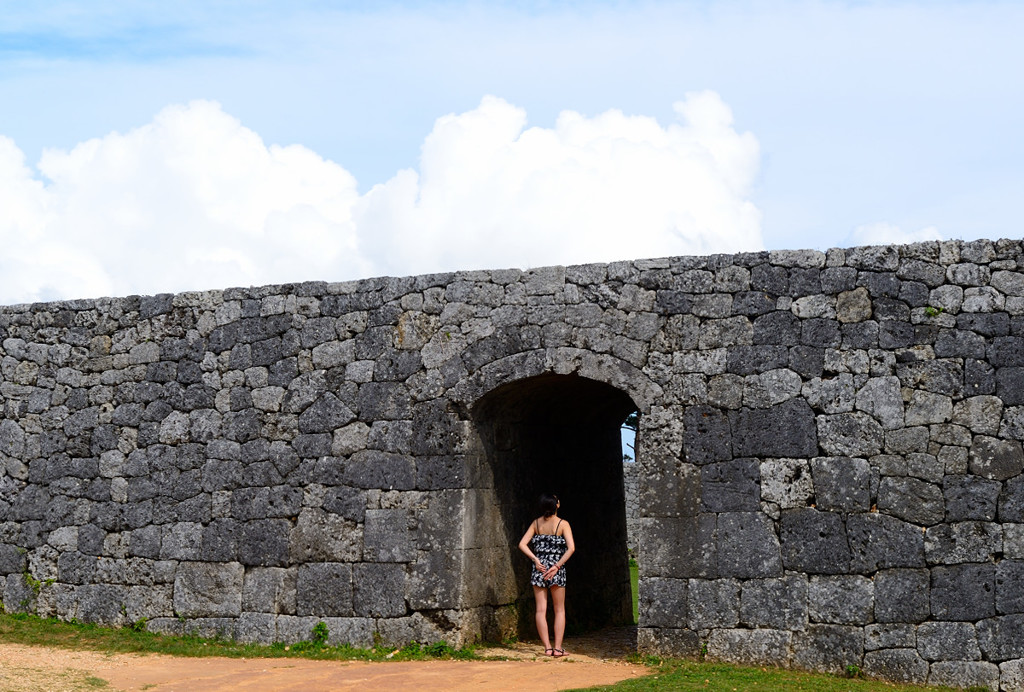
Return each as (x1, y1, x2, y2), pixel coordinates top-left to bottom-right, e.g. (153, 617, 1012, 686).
(550, 585, 566, 652)
(533, 586, 551, 651)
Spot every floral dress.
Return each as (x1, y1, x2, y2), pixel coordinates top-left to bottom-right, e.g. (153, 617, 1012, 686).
(529, 520, 568, 588)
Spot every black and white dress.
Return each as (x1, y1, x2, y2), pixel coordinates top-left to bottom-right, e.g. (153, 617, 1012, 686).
(529, 520, 568, 588)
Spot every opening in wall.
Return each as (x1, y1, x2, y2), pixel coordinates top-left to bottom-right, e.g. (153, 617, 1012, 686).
(470, 373, 637, 637)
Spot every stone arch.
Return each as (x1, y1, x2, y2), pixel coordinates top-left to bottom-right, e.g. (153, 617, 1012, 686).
(453, 350, 661, 637)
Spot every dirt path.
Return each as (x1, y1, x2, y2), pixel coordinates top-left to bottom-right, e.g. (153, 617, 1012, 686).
(0, 628, 645, 692)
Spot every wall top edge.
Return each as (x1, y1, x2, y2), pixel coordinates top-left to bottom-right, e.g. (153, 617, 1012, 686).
(2, 237, 1021, 313)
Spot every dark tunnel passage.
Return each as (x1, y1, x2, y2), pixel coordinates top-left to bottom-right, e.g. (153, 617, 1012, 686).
(471, 373, 637, 636)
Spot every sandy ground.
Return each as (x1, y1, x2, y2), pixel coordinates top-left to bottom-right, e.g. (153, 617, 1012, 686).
(0, 628, 645, 692)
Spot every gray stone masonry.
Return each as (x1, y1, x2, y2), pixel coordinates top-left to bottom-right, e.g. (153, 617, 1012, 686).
(1, 238, 1024, 690)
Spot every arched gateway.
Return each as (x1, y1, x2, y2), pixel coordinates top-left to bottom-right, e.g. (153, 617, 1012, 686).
(2, 240, 1024, 689)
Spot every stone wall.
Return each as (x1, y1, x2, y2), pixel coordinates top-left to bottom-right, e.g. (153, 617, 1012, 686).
(1, 238, 1023, 689)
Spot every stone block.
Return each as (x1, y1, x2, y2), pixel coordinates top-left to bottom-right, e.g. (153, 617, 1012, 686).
(637, 627, 701, 658)
(810, 456, 871, 512)
(978, 614, 1024, 662)
(864, 623, 916, 650)
(931, 564, 996, 621)
(638, 459, 701, 518)
(943, 475, 1001, 521)
(700, 460, 759, 512)
(862, 649, 929, 685)
(997, 367, 1024, 406)
(997, 560, 1024, 615)
(927, 661, 1000, 690)
(792, 624, 863, 675)
(276, 615, 322, 644)
(173, 562, 243, 618)
(406, 548, 461, 610)
(780, 508, 851, 574)
(925, 522, 1002, 565)
(289, 508, 361, 563)
(235, 612, 277, 644)
(716, 512, 782, 579)
(740, 574, 808, 630)
(759, 458, 814, 508)
(352, 563, 406, 617)
(970, 435, 1024, 481)
(1006, 523, 1024, 559)
(242, 566, 296, 615)
(1002, 478, 1024, 523)
(343, 450, 416, 490)
(237, 519, 290, 567)
(638, 577, 687, 628)
(877, 477, 944, 526)
(953, 395, 1004, 435)
(874, 569, 930, 623)
(730, 399, 818, 458)
(296, 563, 353, 617)
(854, 376, 904, 429)
(917, 621, 981, 661)
(802, 373, 856, 414)
(817, 413, 883, 457)
(905, 390, 953, 426)
(707, 628, 792, 667)
(638, 516, 717, 579)
(808, 575, 873, 625)
(363, 508, 416, 563)
(682, 406, 732, 464)
(687, 578, 739, 629)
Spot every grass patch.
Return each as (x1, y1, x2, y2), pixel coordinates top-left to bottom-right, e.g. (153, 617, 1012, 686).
(0, 612, 476, 662)
(564, 658, 961, 692)
(629, 558, 639, 624)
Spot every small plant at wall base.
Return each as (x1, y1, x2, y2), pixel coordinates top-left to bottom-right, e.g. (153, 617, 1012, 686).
(924, 305, 945, 317)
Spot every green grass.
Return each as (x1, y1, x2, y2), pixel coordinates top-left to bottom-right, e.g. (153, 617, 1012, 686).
(629, 557, 639, 624)
(0, 612, 476, 662)
(564, 658, 963, 692)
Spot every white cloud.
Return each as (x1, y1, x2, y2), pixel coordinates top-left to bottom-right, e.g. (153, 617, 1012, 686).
(358, 92, 762, 276)
(848, 222, 943, 247)
(0, 94, 762, 304)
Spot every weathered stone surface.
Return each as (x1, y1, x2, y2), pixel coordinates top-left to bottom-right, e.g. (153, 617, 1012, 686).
(878, 477, 945, 526)
(943, 475, 1001, 521)
(917, 621, 981, 661)
(296, 563, 353, 617)
(808, 575, 873, 625)
(996, 561, 1024, 615)
(701, 460, 759, 512)
(780, 508, 851, 574)
(639, 577, 687, 628)
(730, 400, 818, 458)
(927, 661, 1000, 689)
(172, 562, 243, 618)
(874, 569, 930, 623)
(759, 458, 813, 508)
(740, 575, 808, 630)
(792, 624, 863, 674)
(810, 456, 871, 512)
(977, 614, 1024, 662)
(924, 522, 1002, 564)
(716, 512, 782, 578)
(637, 627, 701, 658)
(931, 564, 996, 621)
(864, 623, 916, 650)
(687, 578, 739, 629)
(862, 649, 929, 685)
(969, 435, 1024, 480)
(707, 628, 792, 666)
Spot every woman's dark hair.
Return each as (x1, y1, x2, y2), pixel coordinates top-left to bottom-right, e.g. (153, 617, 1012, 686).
(538, 493, 559, 518)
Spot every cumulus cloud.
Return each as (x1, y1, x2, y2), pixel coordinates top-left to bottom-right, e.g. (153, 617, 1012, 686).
(849, 222, 943, 247)
(0, 94, 762, 304)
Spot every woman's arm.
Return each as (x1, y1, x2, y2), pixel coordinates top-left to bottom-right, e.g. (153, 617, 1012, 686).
(518, 523, 545, 572)
(542, 522, 575, 580)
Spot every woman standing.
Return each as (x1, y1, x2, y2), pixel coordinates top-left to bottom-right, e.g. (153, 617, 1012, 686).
(518, 493, 575, 657)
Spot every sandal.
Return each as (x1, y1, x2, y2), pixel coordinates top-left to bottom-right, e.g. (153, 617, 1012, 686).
(552, 648, 567, 658)
(544, 648, 555, 657)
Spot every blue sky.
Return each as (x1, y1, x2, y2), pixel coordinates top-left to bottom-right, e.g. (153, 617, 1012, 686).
(0, 1, 1021, 303)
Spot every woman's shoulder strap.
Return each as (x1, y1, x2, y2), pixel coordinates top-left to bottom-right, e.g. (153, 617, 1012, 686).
(555, 518, 563, 533)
